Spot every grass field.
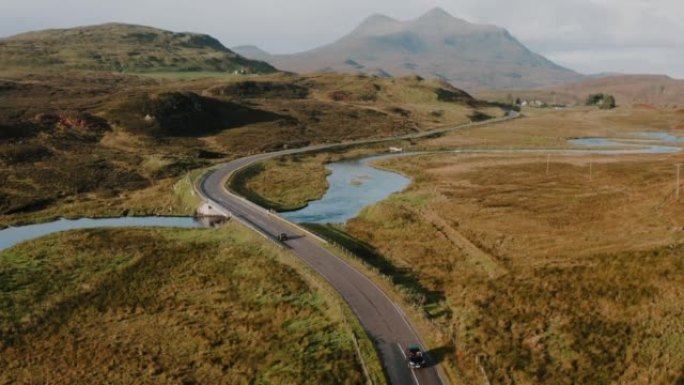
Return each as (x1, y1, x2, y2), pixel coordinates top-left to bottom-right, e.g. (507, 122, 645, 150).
(237, 106, 684, 384)
(347, 151, 684, 384)
(0, 223, 379, 385)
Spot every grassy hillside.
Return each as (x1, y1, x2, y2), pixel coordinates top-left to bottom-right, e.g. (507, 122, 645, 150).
(0, 224, 372, 385)
(0, 70, 500, 227)
(0, 23, 276, 74)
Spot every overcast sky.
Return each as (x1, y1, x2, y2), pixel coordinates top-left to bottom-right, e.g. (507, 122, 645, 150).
(2, 0, 683, 77)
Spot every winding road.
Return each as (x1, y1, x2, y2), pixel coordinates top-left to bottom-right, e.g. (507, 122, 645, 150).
(197, 115, 519, 385)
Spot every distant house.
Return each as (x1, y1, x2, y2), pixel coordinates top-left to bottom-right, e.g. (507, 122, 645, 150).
(521, 99, 547, 108)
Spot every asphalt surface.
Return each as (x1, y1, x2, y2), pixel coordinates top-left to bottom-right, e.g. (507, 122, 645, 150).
(197, 115, 519, 385)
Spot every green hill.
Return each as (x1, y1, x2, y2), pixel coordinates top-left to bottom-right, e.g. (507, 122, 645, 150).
(0, 23, 277, 74)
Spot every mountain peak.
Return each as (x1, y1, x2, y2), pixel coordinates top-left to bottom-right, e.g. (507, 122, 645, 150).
(413, 7, 477, 27)
(363, 13, 397, 24)
(349, 13, 400, 37)
(419, 7, 453, 19)
(261, 9, 583, 89)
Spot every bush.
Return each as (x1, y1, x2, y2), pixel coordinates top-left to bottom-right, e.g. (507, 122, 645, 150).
(600, 94, 616, 110)
(586, 93, 616, 109)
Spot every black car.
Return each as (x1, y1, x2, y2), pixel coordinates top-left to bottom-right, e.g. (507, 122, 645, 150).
(277, 233, 288, 242)
(407, 344, 426, 369)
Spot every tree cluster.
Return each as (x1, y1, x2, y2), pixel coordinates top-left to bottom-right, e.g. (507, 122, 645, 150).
(586, 93, 616, 110)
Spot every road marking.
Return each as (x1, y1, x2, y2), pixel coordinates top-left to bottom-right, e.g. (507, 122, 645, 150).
(397, 343, 421, 385)
(412, 370, 421, 385)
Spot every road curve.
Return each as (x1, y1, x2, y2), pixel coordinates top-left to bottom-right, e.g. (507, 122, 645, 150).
(197, 116, 518, 385)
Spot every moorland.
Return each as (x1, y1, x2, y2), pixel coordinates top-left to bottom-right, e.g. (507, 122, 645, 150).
(237, 106, 684, 384)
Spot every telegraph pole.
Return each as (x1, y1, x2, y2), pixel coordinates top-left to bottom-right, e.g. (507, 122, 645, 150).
(546, 154, 551, 175)
(677, 164, 682, 200)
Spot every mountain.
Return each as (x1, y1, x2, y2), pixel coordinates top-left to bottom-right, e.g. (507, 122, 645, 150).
(0, 23, 277, 74)
(232, 45, 273, 62)
(235, 8, 583, 90)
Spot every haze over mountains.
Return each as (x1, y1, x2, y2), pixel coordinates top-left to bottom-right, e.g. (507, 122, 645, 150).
(0, 23, 276, 74)
(234, 8, 584, 90)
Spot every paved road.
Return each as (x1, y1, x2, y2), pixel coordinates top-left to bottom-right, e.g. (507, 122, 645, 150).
(197, 115, 519, 385)
(200, 157, 446, 385)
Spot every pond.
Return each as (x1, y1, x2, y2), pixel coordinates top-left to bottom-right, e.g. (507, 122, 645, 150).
(568, 135, 681, 154)
(281, 154, 411, 224)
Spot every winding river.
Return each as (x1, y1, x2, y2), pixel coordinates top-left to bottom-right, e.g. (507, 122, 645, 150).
(1, 131, 682, 248)
(0, 217, 203, 252)
(281, 154, 411, 224)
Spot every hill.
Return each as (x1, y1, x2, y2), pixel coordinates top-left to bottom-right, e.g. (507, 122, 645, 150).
(551, 74, 684, 106)
(233, 8, 583, 90)
(476, 74, 684, 107)
(0, 23, 276, 74)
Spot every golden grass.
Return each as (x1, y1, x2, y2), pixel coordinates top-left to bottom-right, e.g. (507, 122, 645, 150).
(240, 106, 684, 383)
(418, 106, 684, 151)
(342, 132, 684, 382)
(239, 156, 331, 211)
(0, 223, 369, 385)
(0, 169, 205, 228)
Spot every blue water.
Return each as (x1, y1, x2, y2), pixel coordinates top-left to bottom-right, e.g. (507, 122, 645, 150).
(637, 132, 684, 143)
(281, 154, 411, 224)
(568, 136, 680, 154)
(0, 216, 202, 252)
(569, 138, 626, 147)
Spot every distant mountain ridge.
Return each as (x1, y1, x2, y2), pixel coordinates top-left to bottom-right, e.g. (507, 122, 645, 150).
(552, 74, 684, 105)
(0, 23, 276, 74)
(233, 8, 584, 90)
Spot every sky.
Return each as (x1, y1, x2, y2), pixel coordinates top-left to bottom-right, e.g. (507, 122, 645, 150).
(1, 0, 683, 78)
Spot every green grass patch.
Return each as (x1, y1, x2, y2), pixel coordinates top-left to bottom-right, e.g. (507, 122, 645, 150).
(228, 156, 330, 212)
(173, 169, 204, 213)
(0, 224, 368, 384)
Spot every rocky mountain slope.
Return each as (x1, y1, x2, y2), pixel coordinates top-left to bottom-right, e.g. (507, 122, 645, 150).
(234, 8, 583, 90)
